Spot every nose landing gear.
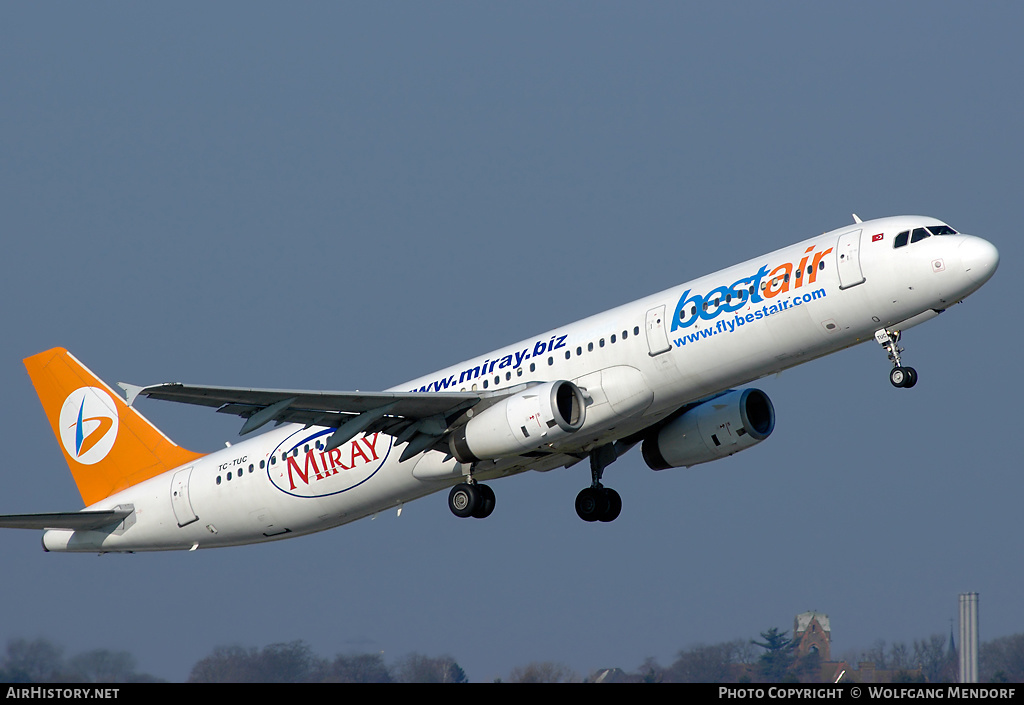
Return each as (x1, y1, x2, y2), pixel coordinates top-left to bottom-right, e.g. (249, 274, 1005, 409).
(875, 328, 918, 388)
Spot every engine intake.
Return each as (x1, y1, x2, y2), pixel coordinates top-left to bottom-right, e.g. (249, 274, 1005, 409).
(642, 388, 774, 470)
(450, 380, 586, 463)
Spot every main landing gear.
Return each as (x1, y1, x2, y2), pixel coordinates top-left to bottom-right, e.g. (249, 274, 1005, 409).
(875, 328, 918, 389)
(447, 443, 627, 523)
(575, 444, 622, 523)
(448, 481, 495, 519)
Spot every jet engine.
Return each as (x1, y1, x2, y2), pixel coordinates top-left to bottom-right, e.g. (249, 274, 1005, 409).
(450, 380, 587, 463)
(641, 388, 774, 470)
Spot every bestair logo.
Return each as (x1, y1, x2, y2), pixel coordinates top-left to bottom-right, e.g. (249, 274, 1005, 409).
(58, 387, 119, 465)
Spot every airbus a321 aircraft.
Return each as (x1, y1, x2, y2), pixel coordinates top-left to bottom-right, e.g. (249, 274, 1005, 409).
(1, 215, 999, 552)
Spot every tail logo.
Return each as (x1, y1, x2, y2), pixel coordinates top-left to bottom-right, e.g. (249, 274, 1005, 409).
(58, 387, 120, 465)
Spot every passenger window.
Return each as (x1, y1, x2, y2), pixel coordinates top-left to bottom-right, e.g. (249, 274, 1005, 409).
(587, 342, 593, 352)
(634, 326, 640, 335)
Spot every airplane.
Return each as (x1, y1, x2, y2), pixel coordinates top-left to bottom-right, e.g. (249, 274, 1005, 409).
(0, 215, 999, 552)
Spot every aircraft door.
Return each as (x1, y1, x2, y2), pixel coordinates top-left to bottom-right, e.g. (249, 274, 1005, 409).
(836, 229, 866, 290)
(645, 305, 672, 356)
(170, 467, 199, 527)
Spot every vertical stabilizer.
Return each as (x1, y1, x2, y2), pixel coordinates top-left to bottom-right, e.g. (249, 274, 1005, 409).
(23, 348, 204, 506)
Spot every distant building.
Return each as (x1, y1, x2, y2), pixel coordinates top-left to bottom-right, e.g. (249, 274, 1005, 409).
(794, 612, 832, 663)
(792, 611, 923, 684)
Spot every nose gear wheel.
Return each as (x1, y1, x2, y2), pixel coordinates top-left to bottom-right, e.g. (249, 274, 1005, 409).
(875, 328, 918, 388)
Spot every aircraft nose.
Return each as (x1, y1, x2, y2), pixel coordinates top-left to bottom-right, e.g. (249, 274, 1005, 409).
(959, 236, 1000, 285)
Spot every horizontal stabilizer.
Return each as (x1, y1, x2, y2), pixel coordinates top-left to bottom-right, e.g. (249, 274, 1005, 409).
(0, 509, 132, 531)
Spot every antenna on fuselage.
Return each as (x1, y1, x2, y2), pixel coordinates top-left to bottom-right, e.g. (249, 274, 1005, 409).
(852, 213, 863, 223)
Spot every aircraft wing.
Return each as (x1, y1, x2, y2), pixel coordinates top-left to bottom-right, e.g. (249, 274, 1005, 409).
(128, 382, 487, 460)
(0, 510, 133, 531)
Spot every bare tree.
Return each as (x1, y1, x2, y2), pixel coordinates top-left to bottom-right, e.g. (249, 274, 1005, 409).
(507, 661, 578, 683)
(888, 642, 914, 672)
(667, 641, 749, 683)
(257, 641, 320, 683)
(912, 634, 955, 683)
(188, 645, 264, 683)
(67, 649, 138, 683)
(636, 656, 665, 683)
(1, 638, 65, 683)
(316, 653, 392, 683)
(394, 653, 467, 683)
(979, 633, 1024, 683)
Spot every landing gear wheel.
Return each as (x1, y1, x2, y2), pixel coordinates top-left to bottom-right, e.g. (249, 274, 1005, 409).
(600, 488, 622, 523)
(575, 444, 625, 523)
(448, 483, 480, 518)
(575, 487, 622, 522)
(575, 487, 606, 522)
(889, 366, 918, 388)
(472, 484, 495, 519)
(876, 328, 918, 389)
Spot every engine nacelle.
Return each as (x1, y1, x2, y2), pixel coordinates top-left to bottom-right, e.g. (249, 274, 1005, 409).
(642, 388, 774, 470)
(450, 380, 587, 463)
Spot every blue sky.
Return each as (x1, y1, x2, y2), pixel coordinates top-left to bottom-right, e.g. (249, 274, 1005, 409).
(1, 3, 1021, 681)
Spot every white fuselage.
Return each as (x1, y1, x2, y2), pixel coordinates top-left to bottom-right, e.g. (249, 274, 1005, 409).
(42, 216, 998, 552)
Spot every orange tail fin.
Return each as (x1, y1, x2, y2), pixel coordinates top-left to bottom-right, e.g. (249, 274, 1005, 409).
(24, 348, 204, 506)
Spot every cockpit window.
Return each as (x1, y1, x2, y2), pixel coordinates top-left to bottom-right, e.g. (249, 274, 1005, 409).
(895, 224, 958, 249)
